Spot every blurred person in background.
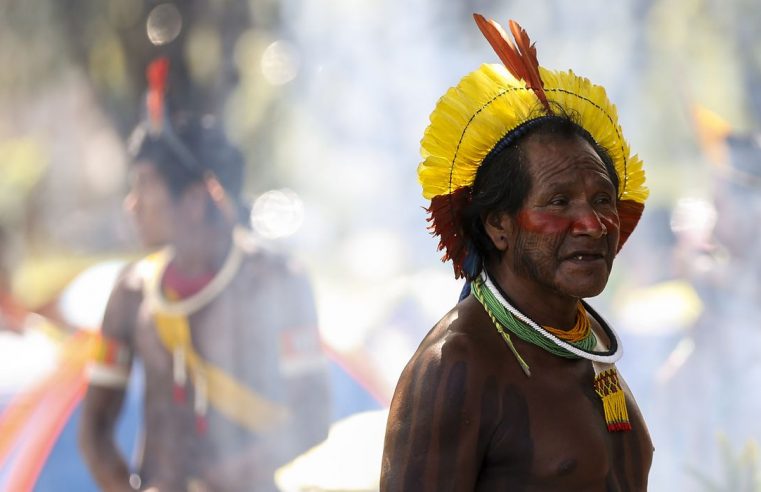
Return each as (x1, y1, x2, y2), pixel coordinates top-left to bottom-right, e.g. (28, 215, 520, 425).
(78, 60, 330, 491)
(0, 227, 27, 333)
(651, 127, 761, 490)
(381, 15, 652, 490)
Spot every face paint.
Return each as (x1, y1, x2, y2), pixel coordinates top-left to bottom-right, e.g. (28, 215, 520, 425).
(500, 134, 620, 300)
(517, 210, 573, 234)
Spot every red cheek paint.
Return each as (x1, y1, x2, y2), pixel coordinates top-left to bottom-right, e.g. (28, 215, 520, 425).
(516, 210, 573, 234)
(517, 209, 621, 236)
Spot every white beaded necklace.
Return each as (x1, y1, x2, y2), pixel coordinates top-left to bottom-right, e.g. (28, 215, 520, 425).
(481, 273, 623, 364)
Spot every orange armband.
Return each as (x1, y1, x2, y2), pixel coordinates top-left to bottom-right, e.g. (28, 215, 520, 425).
(86, 335, 132, 388)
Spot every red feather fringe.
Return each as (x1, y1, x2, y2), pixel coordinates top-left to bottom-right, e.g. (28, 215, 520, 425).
(617, 199, 644, 251)
(146, 57, 170, 131)
(427, 187, 472, 279)
(473, 14, 551, 114)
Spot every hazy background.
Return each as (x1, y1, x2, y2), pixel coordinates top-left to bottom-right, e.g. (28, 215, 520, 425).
(2, 0, 761, 490)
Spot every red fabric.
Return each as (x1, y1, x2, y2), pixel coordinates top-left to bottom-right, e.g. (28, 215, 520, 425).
(162, 261, 216, 300)
(0, 331, 92, 491)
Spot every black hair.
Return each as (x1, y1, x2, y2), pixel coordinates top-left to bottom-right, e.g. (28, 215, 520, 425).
(461, 111, 619, 278)
(129, 113, 245, 201)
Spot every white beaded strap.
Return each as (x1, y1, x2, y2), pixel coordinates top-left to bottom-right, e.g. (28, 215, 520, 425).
(144, 227, 246, 316)
(481, 274, 623, 364)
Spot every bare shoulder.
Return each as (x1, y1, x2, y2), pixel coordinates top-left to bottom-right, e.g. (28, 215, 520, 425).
(388, 294, 515, 419)
(233, 235, 316, 332)
(410, 294, 509, 377)
(236, 234, 310, 285)
(382, 294, 509, 488)
(100, 261, 145, 341)
(105, 260, 146, 314)
(113, 260, 146, 295)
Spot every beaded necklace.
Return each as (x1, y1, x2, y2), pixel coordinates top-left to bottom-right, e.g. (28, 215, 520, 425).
(472, 279, 597, 358)
(476, 274, 622, 363)
(472, 273, 631, 432)
(542, 304, 591, 343)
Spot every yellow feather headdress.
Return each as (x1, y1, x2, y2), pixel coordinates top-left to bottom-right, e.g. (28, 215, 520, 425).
(419, 14, 649, 278)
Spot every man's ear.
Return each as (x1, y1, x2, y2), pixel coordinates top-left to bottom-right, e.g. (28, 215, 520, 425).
(483, 211, 513, 252)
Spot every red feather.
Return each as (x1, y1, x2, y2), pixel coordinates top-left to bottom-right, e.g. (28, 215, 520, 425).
(146, 57, 170, 131)
(473, 14, 551, 114)
(427, 187, 472, 279)
(616, 199, 644, 251)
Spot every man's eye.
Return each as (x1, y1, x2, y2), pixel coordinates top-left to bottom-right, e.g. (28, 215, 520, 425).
(594, 194, 613, 205)
(549, 197, 568, 206)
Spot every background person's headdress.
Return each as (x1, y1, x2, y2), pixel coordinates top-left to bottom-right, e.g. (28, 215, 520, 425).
(139, 58, 207, 177)
(692, 105, 761, 189)
(129, 57, 242, 223)
(419, 14, 649, 278)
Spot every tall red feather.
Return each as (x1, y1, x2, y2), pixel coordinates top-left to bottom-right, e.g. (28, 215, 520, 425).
(473, 14, 551, 114)
(146, 57, 170, 132)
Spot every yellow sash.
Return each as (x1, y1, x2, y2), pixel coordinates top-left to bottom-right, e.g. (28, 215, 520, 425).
(153, 312, 288, 433)
(143, 243, 289, 434)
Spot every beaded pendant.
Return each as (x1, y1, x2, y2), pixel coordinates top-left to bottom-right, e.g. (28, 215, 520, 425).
(593, 367, 631, 432)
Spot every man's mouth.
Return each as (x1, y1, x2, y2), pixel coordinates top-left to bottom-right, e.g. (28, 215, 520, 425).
(564, 252, 606, 262)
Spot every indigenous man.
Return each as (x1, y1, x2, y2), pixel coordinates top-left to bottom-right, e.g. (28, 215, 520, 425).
(381, 15, 653, 491)
(79, 61, 330, 491)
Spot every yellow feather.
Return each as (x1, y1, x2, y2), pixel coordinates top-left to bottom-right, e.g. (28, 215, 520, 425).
(419, 64, 648, 205)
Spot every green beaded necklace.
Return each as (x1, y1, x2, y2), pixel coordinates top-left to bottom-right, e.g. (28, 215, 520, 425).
(472, 276, 632, 432)
(472, 277, 598, 374)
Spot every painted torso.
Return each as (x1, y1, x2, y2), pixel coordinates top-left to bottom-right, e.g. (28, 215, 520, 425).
(120, 237, 320, 491)
(134, 255, 283, 488)
(473, 348, 651, 491)
(381, 295, 653, 491)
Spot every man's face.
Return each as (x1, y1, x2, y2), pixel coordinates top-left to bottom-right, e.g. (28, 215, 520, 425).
(123, 161, 177, 248)
(504, 133, 620, 300)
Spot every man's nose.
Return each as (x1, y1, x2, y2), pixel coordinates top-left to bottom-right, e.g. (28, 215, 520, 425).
(570, 203, 606, 238)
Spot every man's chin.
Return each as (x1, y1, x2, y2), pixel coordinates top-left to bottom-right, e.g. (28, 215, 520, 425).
(558, 264, 611, 298)
(557, 276, 609, 299)
(571, 285, 607, 299)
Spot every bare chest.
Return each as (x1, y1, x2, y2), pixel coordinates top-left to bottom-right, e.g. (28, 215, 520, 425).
(479, 363, 652, 491)
(132, 282, 284, 398)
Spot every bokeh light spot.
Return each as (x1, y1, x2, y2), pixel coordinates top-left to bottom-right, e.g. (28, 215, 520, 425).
(146, 3, 182, 46)
(260, 40, 300, 85)
(250, 189, 304, 239)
